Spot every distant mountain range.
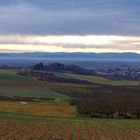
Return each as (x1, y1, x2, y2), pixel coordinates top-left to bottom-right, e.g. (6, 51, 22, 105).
(0, 52, 140, 67)
(0, 52, 140, 59)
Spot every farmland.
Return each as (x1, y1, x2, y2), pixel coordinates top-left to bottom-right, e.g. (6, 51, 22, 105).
(0, 87, 68, 98)
(0, 101, 77, 118)
(0, 69, 140, 139)
(0, 113, 140, 140)
(0, 69, 33, 81)
(0, 70, 70, 99)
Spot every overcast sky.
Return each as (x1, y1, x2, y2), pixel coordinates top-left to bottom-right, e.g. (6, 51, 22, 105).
(0, 0, 140, 53)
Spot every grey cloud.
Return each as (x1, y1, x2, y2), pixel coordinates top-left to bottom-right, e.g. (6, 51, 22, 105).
(0, 1, 139, 35)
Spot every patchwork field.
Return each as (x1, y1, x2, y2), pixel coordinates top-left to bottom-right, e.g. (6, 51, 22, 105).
(0, 69, 140, 140)
(0, 70, 70, 99)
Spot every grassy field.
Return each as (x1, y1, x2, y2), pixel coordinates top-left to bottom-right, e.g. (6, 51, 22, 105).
(55, 72, 140, 86)
(0, 70, 70, 99)
(0, 87, 68, 98)
(0, 69, 33, 81)
(0, 101, 77, 118)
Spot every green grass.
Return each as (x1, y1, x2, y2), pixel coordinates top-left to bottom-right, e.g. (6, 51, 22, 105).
(0, 87, 69, 98)
(0, 70, 70, 99)
(55, 72, 140, 86)
(0, 111, 140, 126)
(0, 70, 33, 81)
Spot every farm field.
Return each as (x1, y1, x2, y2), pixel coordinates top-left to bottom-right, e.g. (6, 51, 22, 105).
(55, 72, 140, 86)
(1, 69, 140, 101)
(0, 113, 140, 140)
(0, 101, 77, 117)
(0, 87, 68, 98)
(0, 69, 33, 81)
(0, 69, 140, 140)
(0, 69, 70, 99)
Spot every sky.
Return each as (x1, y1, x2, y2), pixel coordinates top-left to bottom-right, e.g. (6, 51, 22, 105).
(0, 0, 140, 53)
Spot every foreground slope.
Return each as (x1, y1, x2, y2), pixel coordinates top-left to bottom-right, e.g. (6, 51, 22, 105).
(0, 113, 140, 140)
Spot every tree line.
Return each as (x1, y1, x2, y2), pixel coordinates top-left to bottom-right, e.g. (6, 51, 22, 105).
(76, 93, 140, 119)
(32, 63, 95, 75)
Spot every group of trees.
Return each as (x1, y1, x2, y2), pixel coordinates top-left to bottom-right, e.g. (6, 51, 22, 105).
(32, 63, 95, 75)
(78, 93, 140, 119)
(18, 69, 54, 78)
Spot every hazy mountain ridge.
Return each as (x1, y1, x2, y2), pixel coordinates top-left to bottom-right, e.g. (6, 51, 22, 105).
(0, 52, 140, 59)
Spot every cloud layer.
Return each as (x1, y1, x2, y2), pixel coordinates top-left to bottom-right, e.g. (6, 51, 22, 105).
(0, 34, 140, 53)
(0, 0, 140, 35)
(0, 0, 140, 53)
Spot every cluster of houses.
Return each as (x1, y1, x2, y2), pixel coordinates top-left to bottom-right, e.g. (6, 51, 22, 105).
(96, 67, 140, 80)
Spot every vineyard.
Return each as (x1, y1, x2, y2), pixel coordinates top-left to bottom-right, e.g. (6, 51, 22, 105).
(0, 118, 140, 140)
